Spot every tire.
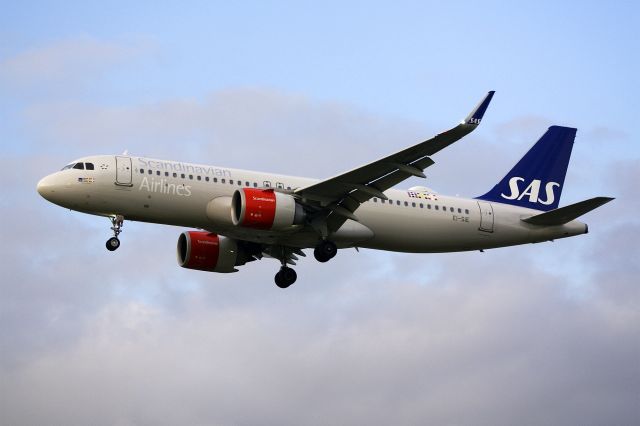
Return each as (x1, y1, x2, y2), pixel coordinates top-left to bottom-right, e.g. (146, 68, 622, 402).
(275, 267, 296, 288)
(281, 267, 297, 285)
(106, 237, 120, 251)
(274, 271, 288, 288)
(314, 241, 337, 262)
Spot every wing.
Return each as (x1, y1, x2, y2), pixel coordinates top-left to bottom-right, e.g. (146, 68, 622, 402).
(295, 91, 495, 233)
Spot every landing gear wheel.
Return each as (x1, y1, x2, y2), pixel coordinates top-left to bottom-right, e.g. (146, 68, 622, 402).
(314, 240, 337, 263)
(274, 267, 297, 288)
(106, 215, 124, 251)
(106, 237, 120, 251)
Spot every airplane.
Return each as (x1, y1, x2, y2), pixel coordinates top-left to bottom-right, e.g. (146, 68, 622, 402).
(36, 91, 613, 288)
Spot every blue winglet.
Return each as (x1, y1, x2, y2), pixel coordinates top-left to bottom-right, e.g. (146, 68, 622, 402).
(464, 91, 495, 125)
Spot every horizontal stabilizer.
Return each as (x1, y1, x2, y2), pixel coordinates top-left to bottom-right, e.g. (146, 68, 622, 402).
(522, 197, 614, 226)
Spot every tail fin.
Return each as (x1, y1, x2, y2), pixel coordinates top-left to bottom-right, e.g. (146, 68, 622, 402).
(476, 126, 576, 211)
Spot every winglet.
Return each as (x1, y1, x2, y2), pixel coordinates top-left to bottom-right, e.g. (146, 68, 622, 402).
(464, 91, 495, 125)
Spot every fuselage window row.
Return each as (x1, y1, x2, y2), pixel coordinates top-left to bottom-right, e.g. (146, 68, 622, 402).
(373, 197, 471, 215)
(138, 168, 266, 189)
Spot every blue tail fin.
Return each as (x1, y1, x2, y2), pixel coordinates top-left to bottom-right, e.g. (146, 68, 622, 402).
(476, 126, 576, 211)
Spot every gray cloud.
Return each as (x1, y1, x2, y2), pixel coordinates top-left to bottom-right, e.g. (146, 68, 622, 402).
(1, 247, 638, 426)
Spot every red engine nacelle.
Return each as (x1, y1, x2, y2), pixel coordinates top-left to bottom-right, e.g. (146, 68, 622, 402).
(177, 231, 238, 273)
(231, 188, 305, 230)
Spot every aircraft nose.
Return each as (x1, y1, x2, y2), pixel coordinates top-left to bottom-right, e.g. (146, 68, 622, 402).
(36, 174, 56, 200)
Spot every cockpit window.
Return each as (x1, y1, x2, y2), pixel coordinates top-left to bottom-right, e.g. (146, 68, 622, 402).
(85, 163, 94, 170)
(62, 163, 75, 170)
(73, 163, 85, 170)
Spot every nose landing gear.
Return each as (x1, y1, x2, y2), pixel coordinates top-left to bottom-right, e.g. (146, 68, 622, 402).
(106, 215, 124, 251)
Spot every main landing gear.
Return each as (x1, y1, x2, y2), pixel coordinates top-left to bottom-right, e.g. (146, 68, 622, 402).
(106, 215, 124, 251)
(314, 240, 337, 263)
(274, 266, 297, 289)
(273, 240, 337, 288)
(271, 246, 306, 289)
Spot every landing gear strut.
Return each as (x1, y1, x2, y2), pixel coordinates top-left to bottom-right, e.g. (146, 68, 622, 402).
(314, 240, 337, 263)
(274, 266, 297, 288)
(106, 215, 124, 251)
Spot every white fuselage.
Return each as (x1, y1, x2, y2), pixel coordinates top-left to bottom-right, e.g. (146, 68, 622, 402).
(37, 155, 588, 252)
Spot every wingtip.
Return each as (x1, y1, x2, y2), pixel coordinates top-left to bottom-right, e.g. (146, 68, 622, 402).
(464, 91, 495, 125)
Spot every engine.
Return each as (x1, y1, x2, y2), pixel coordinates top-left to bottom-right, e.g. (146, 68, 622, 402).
(231, 188, 305, 230)
(177, 231, 257, 273)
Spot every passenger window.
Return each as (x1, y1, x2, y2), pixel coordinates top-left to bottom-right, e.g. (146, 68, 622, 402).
(286, 186, 291, 190)
(221, 179, 226, 183)
(197, 176, 201, 181)
(156, 171, 161, 176)
(404, 201, 408, 206)
(419, 203, 423, 208)
(165, 172, 169, 177)
(412, 202, 416, 207)
(396, 200, 401, 206)
(442, 206, 446, 211)
(276, 182, 284, 189)
(253, 182, 257, 187)
(450, 207, 454, 212)
(465, 209, 469, 214)
(373, 198, 378, 202)
(181, 173, 185, 178)
(73, 163, 85, 170)
(214, 178, 218, 183)
(458, 208, 462, 213)
(148, 169, 152, 174)
(85, 163, 94, 170)
(189, 175, 193, 180)
(246, 181, 250, 186)
(263, 181, 271, 187)
(238, 181, 242, 186)
(435, 205, 439, 210)
(173, 172, 177, 178)
(140, 168, 144, 174)
(230, 180, 234, 184)
(428, 204, 431, 209)
(205, 177, 209, 182)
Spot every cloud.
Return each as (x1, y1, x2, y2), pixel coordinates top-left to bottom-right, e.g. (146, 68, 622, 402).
(1, 247, 638, 426)
(0, 35, 154, 91)
(23, 88, 426, 177)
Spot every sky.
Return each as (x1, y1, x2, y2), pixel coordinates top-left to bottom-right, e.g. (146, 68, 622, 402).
(1, 1, 639, 425)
